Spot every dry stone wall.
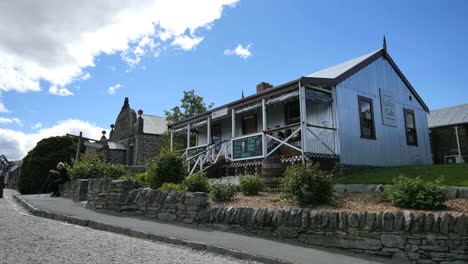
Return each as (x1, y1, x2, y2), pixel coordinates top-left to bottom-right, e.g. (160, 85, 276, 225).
(84, 178, 467, 263)
(62, 179, 88, 202)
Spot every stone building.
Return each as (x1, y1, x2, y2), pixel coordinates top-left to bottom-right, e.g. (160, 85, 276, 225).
(86, 97, 167, 165)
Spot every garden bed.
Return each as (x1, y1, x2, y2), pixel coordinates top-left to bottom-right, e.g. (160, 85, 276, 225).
(211, 192, 468, 214)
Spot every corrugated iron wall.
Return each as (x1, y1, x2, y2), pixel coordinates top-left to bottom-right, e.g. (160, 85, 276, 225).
(335, 57, 432, 166)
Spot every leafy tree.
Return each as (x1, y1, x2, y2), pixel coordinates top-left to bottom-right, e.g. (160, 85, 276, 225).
(162, 90, 214, 151)
(164, 90, 214, 123)
(17, 136, 81, 194)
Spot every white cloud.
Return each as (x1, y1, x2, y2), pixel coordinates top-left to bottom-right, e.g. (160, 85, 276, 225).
(107, 83, 122, 95)
(0, 119, 106, 160)
(224, 43, 253, 59)
(171, 35, 204, 51)
(31, 122, 42, 130)
(80, 73, 92, 81)
(48, 86, 74, 96)
(0, 117, 21, 126)
(0, 0, 238, 93)
(0, 102, 8, 113)
(0, 92, 8, 113)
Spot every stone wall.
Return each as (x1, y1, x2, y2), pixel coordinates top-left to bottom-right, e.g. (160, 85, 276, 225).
(62, 179, 88, 202)
(85, 178, 467, 263)
(86, 178, 209, 224)
(142, 134, 164, 162)
(197, 208, 467, 263)
(87, 178, 136, 210)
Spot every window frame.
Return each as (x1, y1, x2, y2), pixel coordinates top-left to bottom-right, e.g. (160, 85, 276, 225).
(403, 108, 418, 146)
(358, 95, 376, 140)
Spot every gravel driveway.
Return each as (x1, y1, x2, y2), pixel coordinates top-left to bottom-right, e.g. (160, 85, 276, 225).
(0, 190, 260, 264)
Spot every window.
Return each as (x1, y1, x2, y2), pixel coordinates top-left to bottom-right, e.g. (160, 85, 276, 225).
(403, 109, 418, 146)
(242, 115, 257, 135)
(284, 100, 300, 125)
(358, 96, 376, 139)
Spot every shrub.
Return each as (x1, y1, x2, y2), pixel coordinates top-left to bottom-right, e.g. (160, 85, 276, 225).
(118, 172, 148, 188)
(209, 183, 235, 201)
(18, 136, 80, 194)
(146, 150, 186, 189)
(239, 175, 263, 195)
(390, 175, 447, 209)
(160, 183, 187, 192)
(280, 163, 334, 207)
(67, 156, 125, 180)
(184, 173, 210, 193)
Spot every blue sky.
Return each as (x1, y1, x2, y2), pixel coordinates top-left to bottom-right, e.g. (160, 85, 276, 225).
(0, 0, 467, 159)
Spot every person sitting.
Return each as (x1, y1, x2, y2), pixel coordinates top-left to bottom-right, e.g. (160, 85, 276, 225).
(47, 162, 69, 197)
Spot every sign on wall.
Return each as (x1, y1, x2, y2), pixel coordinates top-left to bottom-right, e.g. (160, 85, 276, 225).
(232, 134, 263, 160)
(379, 88, 397, 127)
(211, 107, 228, 120)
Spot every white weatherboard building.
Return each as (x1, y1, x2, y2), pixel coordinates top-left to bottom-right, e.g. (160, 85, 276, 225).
(168, 41, 432, 175)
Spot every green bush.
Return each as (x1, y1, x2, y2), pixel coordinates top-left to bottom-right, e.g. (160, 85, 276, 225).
(281, 163, 334, 207)
(160, 183, 187, 192)
(184, 173, 210, 193)
(18, 136, 80, 194)
(239, 175, 263, 195)
(390, 175, 447, 209)
(67, 156, 125, 180)
(146, 150, 186, 189)
(118, 172, 148, 188)
(209, 183, 235, 201)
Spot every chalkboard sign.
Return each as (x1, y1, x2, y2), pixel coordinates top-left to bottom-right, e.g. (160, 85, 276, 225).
(232, 134, 263, 160)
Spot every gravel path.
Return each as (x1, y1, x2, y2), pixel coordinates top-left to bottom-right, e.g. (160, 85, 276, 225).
(0, 190, 260, 264)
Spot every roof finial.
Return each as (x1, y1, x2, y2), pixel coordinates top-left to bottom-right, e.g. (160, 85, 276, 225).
(122, 97, 129, 109)
(241, 90, 244, 99)
(383, 35, 387, 52)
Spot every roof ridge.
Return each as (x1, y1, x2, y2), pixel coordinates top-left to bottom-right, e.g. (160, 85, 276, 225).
(431, 103, 468, 112)
(142, 113, 165, 118)
(306, 48, 382, 78)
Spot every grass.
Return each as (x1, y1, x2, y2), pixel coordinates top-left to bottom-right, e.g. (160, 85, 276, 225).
(336, 163, 468, 186)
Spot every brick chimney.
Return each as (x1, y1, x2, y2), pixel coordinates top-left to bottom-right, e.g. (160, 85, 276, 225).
(256, 82, 273, 93)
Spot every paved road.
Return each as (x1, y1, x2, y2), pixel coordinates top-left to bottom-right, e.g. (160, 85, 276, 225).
(0, 190, 259, 264)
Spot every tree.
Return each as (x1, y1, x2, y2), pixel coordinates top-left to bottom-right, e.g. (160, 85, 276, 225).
(164, 90, 214, 123)
(17, 136, 80, 194)
(162, 90, 214, 151)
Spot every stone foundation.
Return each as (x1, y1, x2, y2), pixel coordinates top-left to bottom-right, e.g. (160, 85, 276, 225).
(84, 178, 467, 263)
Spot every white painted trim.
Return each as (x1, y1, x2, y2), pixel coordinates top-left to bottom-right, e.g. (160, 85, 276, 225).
(299, 85, 306, 161)
(186, 124, 190, 148)
(455, 126, 462, 157)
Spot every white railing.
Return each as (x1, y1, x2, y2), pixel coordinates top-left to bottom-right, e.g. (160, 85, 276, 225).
(187, 141, 230, 176)
(184, 123, 337, 175)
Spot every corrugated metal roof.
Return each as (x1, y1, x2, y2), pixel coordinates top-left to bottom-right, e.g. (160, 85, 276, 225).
(307, 49, 381, 79)
(428, 103, 468, 128)
(142, 114, 167, 134)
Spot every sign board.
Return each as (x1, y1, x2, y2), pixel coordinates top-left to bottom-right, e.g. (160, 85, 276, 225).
(379, 88, 397, 127)
(232, 134, 263, 160)
(211, 107, 228, 120)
